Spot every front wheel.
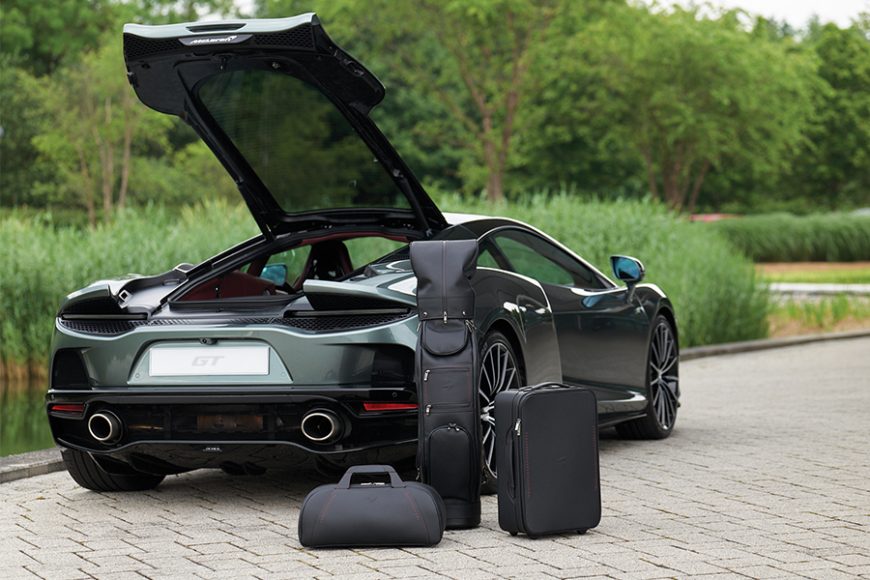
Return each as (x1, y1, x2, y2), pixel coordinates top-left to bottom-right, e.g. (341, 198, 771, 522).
(616, 315, 680, 440)
(62, 449, 164, 492)
(479, 331, 523, 494)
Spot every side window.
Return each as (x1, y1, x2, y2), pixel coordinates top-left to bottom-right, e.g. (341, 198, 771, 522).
(491, 230, 605, 289)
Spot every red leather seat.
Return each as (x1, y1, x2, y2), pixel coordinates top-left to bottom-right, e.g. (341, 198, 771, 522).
(182, 270, 276, 301)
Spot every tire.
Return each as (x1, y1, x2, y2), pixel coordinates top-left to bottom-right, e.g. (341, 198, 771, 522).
(616, 315, 680, 440)
(62, 448, 164, 492)
(479, 330, 523, 494)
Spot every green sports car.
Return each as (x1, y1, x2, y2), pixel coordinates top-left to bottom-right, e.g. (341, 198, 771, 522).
(46, 14, 680, 492)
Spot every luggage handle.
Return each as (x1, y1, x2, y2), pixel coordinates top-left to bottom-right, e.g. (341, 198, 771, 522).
(522, 382, 572, 393)
(337, 465, 406, 489)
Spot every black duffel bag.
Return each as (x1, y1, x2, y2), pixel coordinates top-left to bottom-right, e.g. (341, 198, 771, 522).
(298, 465, 445, 548)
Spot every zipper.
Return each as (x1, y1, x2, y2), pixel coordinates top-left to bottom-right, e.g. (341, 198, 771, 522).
(512, 392, 526, 533)
(424, 403, 467, 415)
(423, 369, 431, 381)
(441, 241, 446, 321)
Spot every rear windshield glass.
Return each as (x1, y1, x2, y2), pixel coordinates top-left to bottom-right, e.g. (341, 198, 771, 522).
(197, 69, 409, 213)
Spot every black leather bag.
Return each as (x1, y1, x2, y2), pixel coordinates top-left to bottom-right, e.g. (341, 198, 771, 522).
(495, 383, 601, 537)
(411, 240, 481, 529)
(298, 465, 445, 548)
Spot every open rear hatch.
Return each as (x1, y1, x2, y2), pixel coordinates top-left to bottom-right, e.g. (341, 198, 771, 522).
(123, 13, 446, 239)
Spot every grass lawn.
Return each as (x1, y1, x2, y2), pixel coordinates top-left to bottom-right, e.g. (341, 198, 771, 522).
(768, 295, 870, 338)
(757, 262, 870, 284)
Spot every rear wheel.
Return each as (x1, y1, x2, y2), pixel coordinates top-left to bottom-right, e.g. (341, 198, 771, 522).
(62, 449, 164, 492)
(617, 315, 679, 439)
(479, 331, 522, 494)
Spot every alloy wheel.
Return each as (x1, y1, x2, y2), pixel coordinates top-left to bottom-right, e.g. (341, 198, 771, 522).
(649, 320, 679, 430)
(479, 340, 520, 480)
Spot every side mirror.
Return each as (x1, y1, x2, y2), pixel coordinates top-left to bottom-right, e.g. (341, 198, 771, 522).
(261, 263, 288, 285)
(610, 255, 644, 300)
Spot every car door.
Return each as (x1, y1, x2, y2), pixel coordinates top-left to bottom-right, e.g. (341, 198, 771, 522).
(486, 228, 649, 402)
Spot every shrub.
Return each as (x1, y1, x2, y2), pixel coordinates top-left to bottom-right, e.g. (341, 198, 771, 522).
(711, 213, 870, 262)
(0, 197, 769, 375)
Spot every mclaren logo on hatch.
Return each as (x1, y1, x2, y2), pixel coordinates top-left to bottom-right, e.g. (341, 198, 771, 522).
(190, 35, 237, 44)
(179, 34, 252, 46)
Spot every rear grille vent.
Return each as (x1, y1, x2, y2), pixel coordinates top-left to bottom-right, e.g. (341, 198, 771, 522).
(123, 35, 182, 60)
(280, 313, 409, 332)
(253, 25, 314, 49)
(60, 319, 142, 335)
(59, 311, 412, 336)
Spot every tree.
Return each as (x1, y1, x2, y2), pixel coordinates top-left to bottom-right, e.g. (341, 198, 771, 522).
(28, 35, 172, 225)
(0, 0, 115, 76)
(262, 0, 584, 202)
(575, 6, 819, 212)
(790, 22, 870, 207)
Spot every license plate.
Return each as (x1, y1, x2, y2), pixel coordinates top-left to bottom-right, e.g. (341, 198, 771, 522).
(197, 414, 263, 432)
(149, 346, 270, 376)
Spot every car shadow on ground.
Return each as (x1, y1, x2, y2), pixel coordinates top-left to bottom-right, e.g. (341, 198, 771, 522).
(111, 428, 638, 504)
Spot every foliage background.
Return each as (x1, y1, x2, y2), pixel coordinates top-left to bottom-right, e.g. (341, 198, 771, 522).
(0, 197, 768, 376)
(1, 0, 868, 219)
(0, 0, 868, 373)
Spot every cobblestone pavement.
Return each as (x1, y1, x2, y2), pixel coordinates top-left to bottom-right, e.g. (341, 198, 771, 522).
(2, 337, 869, 579)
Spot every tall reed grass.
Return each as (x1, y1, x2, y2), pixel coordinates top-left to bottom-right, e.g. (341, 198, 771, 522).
(712, 212, 870, 262)
(0, 197, 769, 378)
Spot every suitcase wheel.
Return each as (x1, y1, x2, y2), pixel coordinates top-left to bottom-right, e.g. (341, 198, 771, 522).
(577, 529, 588, 535)
(509, 532, 518, 536)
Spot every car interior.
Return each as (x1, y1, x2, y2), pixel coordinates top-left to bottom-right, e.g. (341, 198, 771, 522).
(180, 236, 403, 301)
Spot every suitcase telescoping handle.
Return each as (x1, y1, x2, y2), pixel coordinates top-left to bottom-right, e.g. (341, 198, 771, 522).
(505, 432, 517, 499)
(337, 465, 406, 488)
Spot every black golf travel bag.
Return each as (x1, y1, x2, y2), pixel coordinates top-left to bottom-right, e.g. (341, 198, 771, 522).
(495, 383, 601, 537)
(410, 240, 481, 529)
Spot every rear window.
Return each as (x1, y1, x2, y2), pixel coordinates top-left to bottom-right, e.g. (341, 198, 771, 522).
(197, 69, 410, 214)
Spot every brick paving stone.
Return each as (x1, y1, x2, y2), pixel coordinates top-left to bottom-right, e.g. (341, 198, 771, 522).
(1, 337, 869, 579)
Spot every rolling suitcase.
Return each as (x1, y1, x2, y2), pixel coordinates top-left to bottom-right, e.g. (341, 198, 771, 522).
(411, 240, 481, 529)
(495, 383, 601, 537)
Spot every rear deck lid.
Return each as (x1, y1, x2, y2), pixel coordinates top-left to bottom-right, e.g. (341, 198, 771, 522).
(123, 14, 446, 238)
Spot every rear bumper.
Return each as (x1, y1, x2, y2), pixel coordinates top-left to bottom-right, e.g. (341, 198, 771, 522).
(46, 386, 417, 470)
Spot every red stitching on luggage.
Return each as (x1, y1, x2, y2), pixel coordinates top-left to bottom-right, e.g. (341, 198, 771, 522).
(312, 490, 337, 540)
(524, 431, 531, 498)
(402, 489, 430, 543)
(402, 489, 423, 522)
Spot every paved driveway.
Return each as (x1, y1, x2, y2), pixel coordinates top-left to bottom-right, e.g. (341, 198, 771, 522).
(2, 338, 869, 579)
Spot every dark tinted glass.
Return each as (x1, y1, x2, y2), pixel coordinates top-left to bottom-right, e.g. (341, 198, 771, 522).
(198, 70, 409, 213)
(491, 230, 605, 289)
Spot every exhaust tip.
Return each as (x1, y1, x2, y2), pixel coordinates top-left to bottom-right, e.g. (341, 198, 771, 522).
(88, 411, 122, 444)
(300, 410, 341, 443)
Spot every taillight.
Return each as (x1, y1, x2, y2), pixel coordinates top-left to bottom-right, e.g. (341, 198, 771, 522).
(48, 403, 85, 416)
(362, 402, 418, 412)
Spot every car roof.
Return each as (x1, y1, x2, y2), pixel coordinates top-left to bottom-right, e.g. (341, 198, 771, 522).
(441, 212, 617, 288)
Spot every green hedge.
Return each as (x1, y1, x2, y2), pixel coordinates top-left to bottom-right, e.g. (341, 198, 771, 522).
(0, 197, 769, 374)
(712, 213, 870, 262)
